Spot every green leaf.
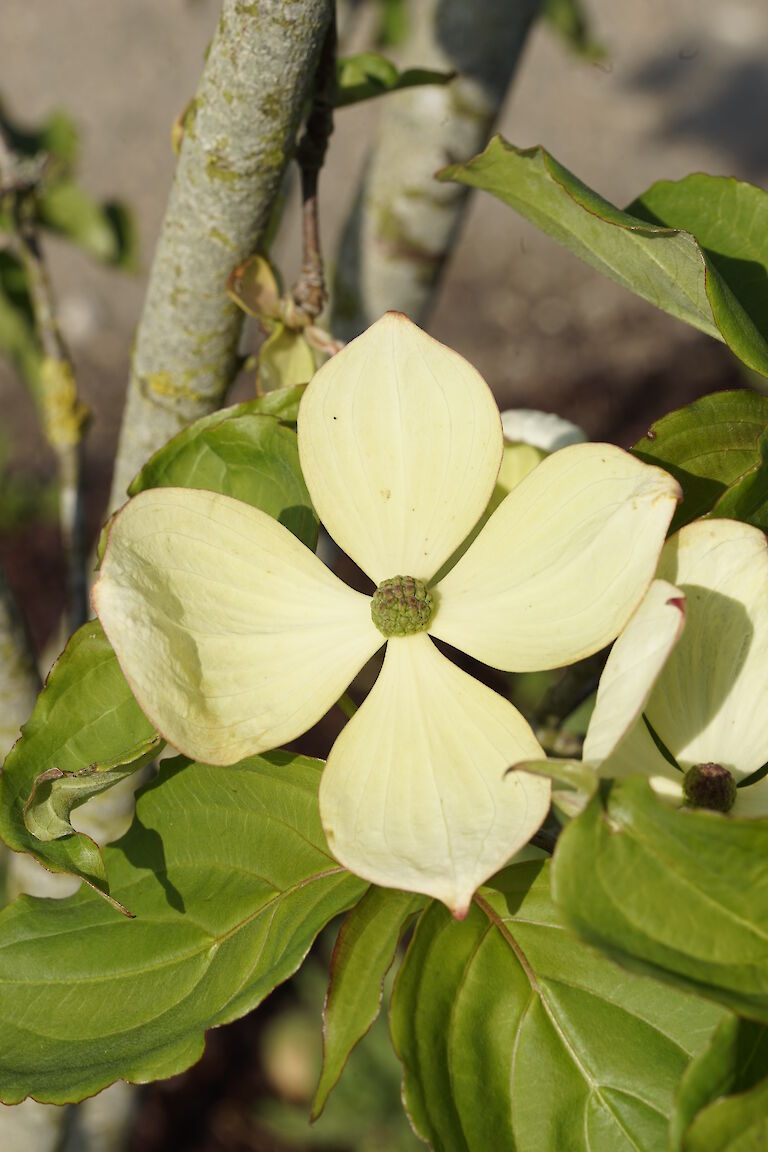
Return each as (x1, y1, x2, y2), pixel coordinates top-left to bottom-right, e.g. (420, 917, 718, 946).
(36, 181, 137, 268)
(552, 779, 768, 1022)
(671, 1016, 768, 1150)
(628, 173, 768, 346)
(683, 1076, 768, 1151)
(440, 138, 768, 377)
(335, 52, 453, 109)
(0, 753, 366, 1105)
(127, 399, 317, 550)
(390, 861, 726, 1152)
(313, 886, 425, 1119)
(633, 390, 768, 531)
(0, 621, 161, 904)
(258, 323, 316, 393)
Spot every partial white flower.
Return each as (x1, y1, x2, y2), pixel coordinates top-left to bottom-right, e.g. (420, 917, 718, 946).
(500, 408, 586, 452)
(495, 408, 586, 507)
(94, 313, 680, 913)
(590, 519, 768, 816)
(547, 519, 768, 818)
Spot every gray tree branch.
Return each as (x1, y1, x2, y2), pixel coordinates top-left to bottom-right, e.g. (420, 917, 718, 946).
(332, 0, 543, 338)
(109, 0, 333, 508)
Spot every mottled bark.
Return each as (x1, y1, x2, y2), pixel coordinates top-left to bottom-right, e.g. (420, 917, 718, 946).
(109, 0, 333, 508)
(332, 0, 543, 338)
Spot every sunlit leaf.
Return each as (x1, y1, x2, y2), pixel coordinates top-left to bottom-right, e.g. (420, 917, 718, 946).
(335, 52, 453, 109)
(128, 399, 317, 550)
(441, 138, 768, 377)
(391, 861, 726, 1152)
(258, 323, 316, 393)
(633, 390, 768, 531)
(226, 253, 282, 319)
(0, 754, 366, 1105)
(552, 779, 768, 1022)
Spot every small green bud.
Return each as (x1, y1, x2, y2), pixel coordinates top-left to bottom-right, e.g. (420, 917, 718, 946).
(371, 575, 433, 637)
(683, 762, 737, 813)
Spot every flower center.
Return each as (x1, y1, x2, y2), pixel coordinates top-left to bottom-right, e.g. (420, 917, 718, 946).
(683, 762, 737, 813)
(371, 575, 434, 637)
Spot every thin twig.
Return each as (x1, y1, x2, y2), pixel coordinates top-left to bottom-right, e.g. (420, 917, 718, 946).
(0, 124, 89, 634)
(291, 8, 337, 323)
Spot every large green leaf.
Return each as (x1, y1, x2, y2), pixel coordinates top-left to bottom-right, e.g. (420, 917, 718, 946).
(683, 1076, 768, 1151)
(313, 886, 425, 1119)
(390, 861, 726, 1152)
(440, 138, 768, 376)
(0, 754, 366, 1105)
(633, 390, 768, 531)
(0, 621, 161, 906)
(671, 1016, 768, 1150)
(127, 397, 317, 550)
(552, 779, 768, 1022)
(335, 52, 452, 109)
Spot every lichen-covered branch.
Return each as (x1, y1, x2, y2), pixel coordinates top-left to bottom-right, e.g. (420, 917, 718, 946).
(109, 0, 333, 507)
(332, 0, 543, 338)
(15, 221, 89, 635)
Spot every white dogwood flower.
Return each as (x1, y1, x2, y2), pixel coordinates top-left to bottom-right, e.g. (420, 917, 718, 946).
(579, 518, 768, 817)
(94, 313, 680, 913)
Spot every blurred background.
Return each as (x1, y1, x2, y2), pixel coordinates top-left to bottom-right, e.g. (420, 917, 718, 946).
(1, 1, 767, 1148)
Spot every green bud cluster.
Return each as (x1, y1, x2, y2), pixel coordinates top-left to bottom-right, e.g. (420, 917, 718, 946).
(371, 575, 434, 637)
(683, 762, 737, 813)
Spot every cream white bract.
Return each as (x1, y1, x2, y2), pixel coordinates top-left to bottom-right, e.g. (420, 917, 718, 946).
(581, 518, 768, 817)
(94, 313, 680, 914)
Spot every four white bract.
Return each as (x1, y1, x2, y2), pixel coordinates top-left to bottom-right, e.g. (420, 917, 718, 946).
(579, 517, 768, 817)
(94, 313, 680, 914)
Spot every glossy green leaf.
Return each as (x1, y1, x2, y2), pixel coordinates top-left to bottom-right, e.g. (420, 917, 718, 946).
(335, 52, 453, 109)
(390, 861, 726, 1152)
(552, 779, 768, 1022)
(0, 622, 161, 905)
(633, 390, 768, 531)
(313, 886, 425, 1119)
(128, 399, 317, 549)
(683, 1076, 768, 1152)
(0, 753, 367, 1105)
(440, 138, 768, 376)
(629, 174, 768, 345)
(671, 1016, 768, 1150)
